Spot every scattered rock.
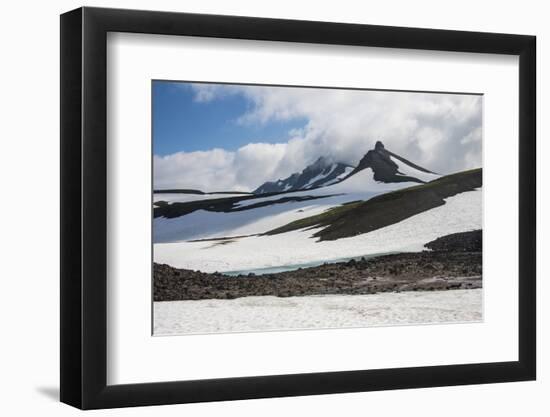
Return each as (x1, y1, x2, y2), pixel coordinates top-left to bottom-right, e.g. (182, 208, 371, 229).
(154, 250, 482, 301)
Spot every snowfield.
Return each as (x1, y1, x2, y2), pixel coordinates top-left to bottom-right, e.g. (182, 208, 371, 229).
(153, 289, 482, 335)
(154, 167, 419, 243)
(154, 188, 482, 273)
(233, 167, 416, 206)
(155, 193, 367, 243)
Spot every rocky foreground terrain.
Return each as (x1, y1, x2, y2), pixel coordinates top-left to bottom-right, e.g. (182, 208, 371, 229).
(154, 230, 482, 302)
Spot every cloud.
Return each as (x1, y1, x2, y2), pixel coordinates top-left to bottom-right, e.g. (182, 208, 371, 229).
(154, 145, 289, 192)
(154, 149, 237, 191)
(155, 84, 482, 191)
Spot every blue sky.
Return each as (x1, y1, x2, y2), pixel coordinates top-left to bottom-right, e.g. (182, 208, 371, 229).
(152, 81, 306, 156)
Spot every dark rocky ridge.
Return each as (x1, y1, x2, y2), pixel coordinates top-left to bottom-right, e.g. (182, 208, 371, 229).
(253, 141, 436, 195)
(345, 141, 436, 184)
(154, 193, 338, 219)
(253, 156, 354, 195)
(154, 188, 205, 195)
(154, 244, 482, 301)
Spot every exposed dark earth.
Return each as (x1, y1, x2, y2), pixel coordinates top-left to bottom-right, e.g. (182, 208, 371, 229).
(425, 230, 482, 252)
(154, 230, 482, 302)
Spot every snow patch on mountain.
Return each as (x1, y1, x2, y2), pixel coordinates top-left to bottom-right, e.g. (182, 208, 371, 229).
(154, 197, 342, 243)
(154, 163, 424, 243)
(390, 155, 441, 183)
(233, 167, 417, 211)
(302, 164, 338, 189)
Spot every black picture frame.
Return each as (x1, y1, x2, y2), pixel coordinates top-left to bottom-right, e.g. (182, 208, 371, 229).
(60, 6, 536, 410)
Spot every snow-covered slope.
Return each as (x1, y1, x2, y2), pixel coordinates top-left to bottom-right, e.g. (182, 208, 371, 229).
(389, 155, 440, 183)
(154, 188, 482, 272)
(154, 197, 341, 242)
(154, 166, 419, 243)
(153, 142, 460, 248)
(236, 167, 413, 207)
(154, 289, 482, 335)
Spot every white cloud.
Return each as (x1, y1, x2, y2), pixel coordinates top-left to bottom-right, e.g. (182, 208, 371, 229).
(154, 145, 290, 192)
(155, 84, 482, 192)
(154, 149, 237, 191)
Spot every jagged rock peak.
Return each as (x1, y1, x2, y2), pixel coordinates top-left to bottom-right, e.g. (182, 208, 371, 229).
(374, 141, 385, 151)
(344, 140, 437, 184)
(253, 156, 353, 195)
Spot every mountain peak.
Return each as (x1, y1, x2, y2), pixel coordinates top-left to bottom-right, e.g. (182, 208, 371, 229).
(306, 156, 333, 171)
(252, 140, 440, 195)
(344, 140, 437, 184)
(374, 141, 385, 151)
(253, 157, 354, 195)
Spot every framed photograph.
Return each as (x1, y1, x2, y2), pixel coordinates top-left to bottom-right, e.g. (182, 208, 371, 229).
(60, 7, 536, 409)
